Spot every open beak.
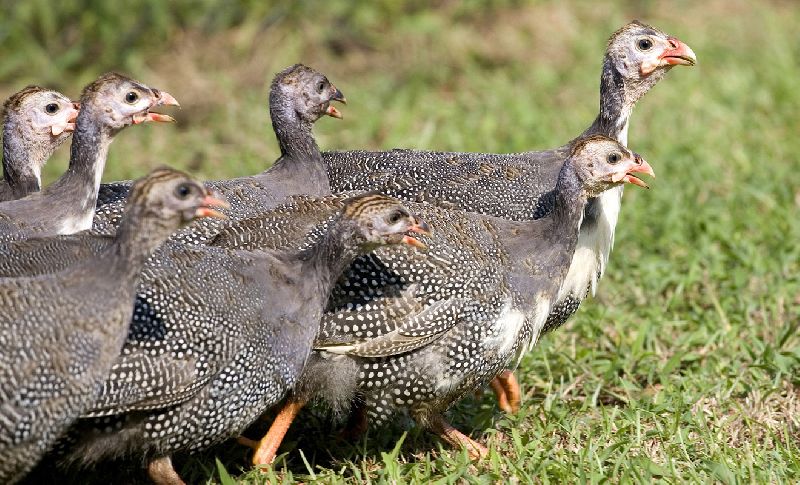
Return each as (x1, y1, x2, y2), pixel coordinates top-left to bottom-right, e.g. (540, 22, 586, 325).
(613, 154, 656, 189)
(325, 86, 347, 119)
(194, 190, 230, 219)
(401, 218, 432, 250)
(133, 90, 180, 124)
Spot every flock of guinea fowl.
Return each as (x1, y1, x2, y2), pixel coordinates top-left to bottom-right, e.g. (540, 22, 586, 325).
(0, 20, 696, 484)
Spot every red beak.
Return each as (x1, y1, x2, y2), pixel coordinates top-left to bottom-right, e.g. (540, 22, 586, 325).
(614, 154, 656, 189)
(194, 190, 230, 219)
(659, 37, 697, 67)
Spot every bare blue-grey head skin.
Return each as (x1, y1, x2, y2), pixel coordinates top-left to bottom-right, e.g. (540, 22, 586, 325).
(0, 167, 225, 484)
(322, 21, 694, 333)
(0, 86, 79, 201)
(93, 63, 346, 237)
(0, 73, 178, 239)
(0, 188, 422, 483)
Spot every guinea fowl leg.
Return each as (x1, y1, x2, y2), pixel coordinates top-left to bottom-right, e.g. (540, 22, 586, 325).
(428, 413, 489, 460)
(147, 456, 186, 485)
(243, 397, 306, 467)
(490, 369, 521, 413)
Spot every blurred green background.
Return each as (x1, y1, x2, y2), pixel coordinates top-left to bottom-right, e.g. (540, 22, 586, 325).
(4, 0, 800, 482)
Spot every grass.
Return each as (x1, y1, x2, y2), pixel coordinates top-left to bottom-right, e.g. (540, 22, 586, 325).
(6, 0, 800, 482)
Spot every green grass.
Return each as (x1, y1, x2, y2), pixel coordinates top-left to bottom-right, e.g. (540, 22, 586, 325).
(7, 0, 800, 483)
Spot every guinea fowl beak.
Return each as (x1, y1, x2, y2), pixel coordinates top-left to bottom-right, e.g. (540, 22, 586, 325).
(52, 104, 81, 136)
(659, 37, 697, 67)
(195, 190, 230, 219)
(325, 86, 347, 119)
(133, 90, 181, 124)
(613, 155, 656, 189)
(402, 218, 432, 250)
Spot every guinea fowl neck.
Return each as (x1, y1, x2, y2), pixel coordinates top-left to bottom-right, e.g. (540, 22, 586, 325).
(583, 56, 629, 142)
(2, 127, 41, 197)
(268, 94, 329, 193)
(47, 105, 111, 204)
(294, 218, 362, 299)
(551, 161, 589, 228)
(107, 206, 177, 280)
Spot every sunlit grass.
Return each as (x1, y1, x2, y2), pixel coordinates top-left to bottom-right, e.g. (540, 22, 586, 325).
(7, 0, 800, 482)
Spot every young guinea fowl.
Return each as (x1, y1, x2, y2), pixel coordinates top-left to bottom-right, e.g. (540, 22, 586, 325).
(0, 72, 178, 239)
(215, 136, 654, 463)
(92, 63, 346, 239)
(0, 167, 227, 484)
(38, 193, 427, 485)
(1, 86, 79, 201)
(323, 21, 695, 412)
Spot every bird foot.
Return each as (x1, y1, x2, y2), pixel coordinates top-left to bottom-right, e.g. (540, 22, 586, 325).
(429, 414, 489, 460)
(147, 456, 186, 485)
(489, 369, 521, 413)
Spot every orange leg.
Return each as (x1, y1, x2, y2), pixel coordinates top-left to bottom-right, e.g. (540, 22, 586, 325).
(428, 413, 489, 460)
(489, 369, 521, 413)
(147, 456, 186, 485)
(239, 397, 306, 467)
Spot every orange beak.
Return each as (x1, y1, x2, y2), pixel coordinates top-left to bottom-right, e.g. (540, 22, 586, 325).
(660, 37, 697, 67)
(401, 218, 432, 250)
(195, 190, 230, 219)
(612, 154, 656, 189)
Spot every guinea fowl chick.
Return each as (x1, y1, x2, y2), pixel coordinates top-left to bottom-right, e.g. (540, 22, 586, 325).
(0, 72, 179, 239)
(323, 20, 695, 412)
(93, 63, 346, 239)
(1, 86, 79, 201)
(0, 167, 227, 484)
(57, 193, 427, 485)
(243, 135, 654, 463)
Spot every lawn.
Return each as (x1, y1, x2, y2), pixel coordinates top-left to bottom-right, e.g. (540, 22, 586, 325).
(5, 0, 800, 483)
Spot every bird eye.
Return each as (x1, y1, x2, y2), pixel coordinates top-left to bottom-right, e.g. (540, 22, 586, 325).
(125, 91, 139, 104)
(174, 184, 193, 199)
(636, 37, 654, 51)
(607, 152, 622, 164)
(317, 81, 326, 93)
(45, 103, 59, 114)
(386, 210, 405, 224)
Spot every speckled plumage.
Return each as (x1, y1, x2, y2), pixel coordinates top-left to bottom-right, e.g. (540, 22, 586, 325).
(0, 167, 219, 484)
(0, 73, 177, 239)
(242, 136, 652, 461)
(1, 86, 78, 202)
(21, 193, 420, 484)
(324, 21, 694, 335)
(92, 64, 345, 241)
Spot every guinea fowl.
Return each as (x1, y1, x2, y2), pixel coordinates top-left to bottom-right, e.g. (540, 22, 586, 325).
(92, 63, 346, 239)
(323, 21, 696, 411)
(0, 72, 178, 239)
(214, 136, 654, 463)
(0, 167, 227, 484)
(1, 86, 79, 201)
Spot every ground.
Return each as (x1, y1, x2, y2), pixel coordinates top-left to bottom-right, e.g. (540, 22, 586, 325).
(3, 0, 800, 482)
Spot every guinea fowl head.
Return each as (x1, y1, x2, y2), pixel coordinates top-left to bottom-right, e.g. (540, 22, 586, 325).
(604, 21, 696, 108)
(568, 135, 655, 196)
(2, 86, 79, 142)
(340, 193, 431, 251)
(78, 72, 179, 135)
(270, 63, 346, 125)
(125, 167, 230, 231)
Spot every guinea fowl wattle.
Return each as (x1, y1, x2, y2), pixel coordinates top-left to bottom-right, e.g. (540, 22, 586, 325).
(0, 72, 178, 239)
(322, 21, 695, 410)
(0, 167, 227, 484)
(0, 86, 79, 201)
(210, 136, 654, 463)
(92, 63, 346, 239)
